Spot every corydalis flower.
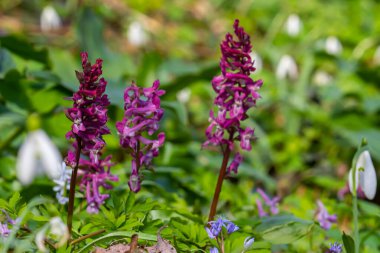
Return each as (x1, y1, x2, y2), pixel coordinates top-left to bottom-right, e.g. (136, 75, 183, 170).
(203, 19, 263, 173)
(205, 217, 239, 239)
(316, 200, 337, 230)
(65, 52, 118, 213)
(0, 210, 18, 238)
(256, 188, 280, 217)
(116, 80, 165, 193)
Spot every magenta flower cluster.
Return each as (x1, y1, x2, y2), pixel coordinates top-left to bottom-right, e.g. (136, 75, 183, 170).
(203, 19, 263, 173)
(116, 80, 165, 192)
(65, 52, 118, 213)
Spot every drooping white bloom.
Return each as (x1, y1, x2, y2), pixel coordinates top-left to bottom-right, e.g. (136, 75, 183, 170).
(276, 55, 298, 80)
(325, 36, 342, 56)
(16, 130, 62, 185)
(284, 14, 302, 37)
(35, 217, 69, 252)
(313, 70, 333, 86)
(40, 6, 62, 33)
(250, 52, 263, 73)
(176, 88, 191, 103)
(127, 21, 148, 46)
(349, 150, 377, 200)
(53, 162, 72, 205)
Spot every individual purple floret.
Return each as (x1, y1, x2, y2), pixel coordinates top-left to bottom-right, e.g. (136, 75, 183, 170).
(203, 19, 263, 174)
(327, 242, 343, 253)
(116, 80, 165, 193)
(205, 217, 239, 239)
(0, 210, 18, 238)
(65, 52, 118, 213)
(316, 200, 337, 230)
(256, 188, 280, 217)
(0, 222, 10, 238)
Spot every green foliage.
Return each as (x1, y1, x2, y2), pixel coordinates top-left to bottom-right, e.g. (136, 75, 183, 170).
(1, 0, 380, 252)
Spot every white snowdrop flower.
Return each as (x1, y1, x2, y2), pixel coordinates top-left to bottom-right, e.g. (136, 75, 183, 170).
(53, 162, 72, 205)
(35, 217, 69, 252)
(313, 70, 333, 86)
(349, 150, 377, 200)
(127, 21, 148, 46)
(16, 130, 62, 185)
(325, 36, 342, 56)
(373, 46, 380, 66)
(276, 55, 298, 80)
(250, 52, 263, 73)
(284, 14, 302, 37)
(176, 88, 191, 103)
(40, 6, 62, 33)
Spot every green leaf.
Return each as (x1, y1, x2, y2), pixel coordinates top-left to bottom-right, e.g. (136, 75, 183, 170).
(0, 70, 32, 113)
(342, 232, 355, 253)
(162, 101, 188, 126)
(8, 192, 21, 211)
(0, 48, 15, 77)
(358, 200, 380, 217)
(125, 191, 136, 213)
(255, 215, 314, 244)
(0, 36, 49, 64)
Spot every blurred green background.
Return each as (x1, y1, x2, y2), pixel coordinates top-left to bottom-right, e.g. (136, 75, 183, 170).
(0, 0, 380, 252)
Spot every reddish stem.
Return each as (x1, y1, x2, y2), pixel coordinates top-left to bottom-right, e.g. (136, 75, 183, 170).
(208, 134, 233, 222)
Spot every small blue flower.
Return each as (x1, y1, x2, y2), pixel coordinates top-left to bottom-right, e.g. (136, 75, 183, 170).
(328, 242, 342, 253)
(205, 217, 239, 239)
(224, 220, 239, 234)
(205, 218, 224, 239)
(244, 236, 255, 250)
(210, 247, 219, 253)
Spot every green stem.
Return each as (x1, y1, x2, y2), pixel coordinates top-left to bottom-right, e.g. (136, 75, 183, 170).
(353, 195, 359, 253)
(67, 137, 82, 239)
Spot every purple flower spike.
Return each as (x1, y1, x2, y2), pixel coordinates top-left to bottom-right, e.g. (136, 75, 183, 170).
(257, 188, 280, 216)
(65, 52, 118, 213)
(117, 80, 165, 193)
(327, 242, 343, 253)
(203, 19, 263, 173)
(316, 200, 337, 230)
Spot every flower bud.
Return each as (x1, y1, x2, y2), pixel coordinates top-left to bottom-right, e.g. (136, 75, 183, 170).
(349, 150, 377, 200)
(284, 14, 302, 37)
